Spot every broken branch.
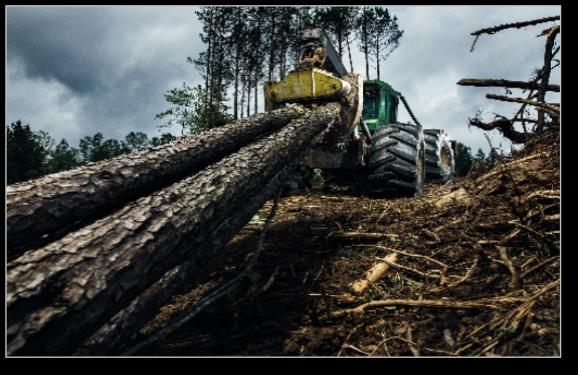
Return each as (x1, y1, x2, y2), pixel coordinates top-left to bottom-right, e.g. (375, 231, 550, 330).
(471, 16, 560, 36)
(457, 78, 559, 93)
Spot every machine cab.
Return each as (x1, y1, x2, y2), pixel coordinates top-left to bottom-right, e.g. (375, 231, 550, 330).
(361, 80, 399, 133)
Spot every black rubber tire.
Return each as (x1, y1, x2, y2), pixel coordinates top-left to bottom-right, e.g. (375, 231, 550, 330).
(424, 129, 455, 183)
(367, 122, 425, 197)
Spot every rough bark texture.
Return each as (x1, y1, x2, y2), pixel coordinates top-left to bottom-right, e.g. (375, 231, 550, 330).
(7, 103, 340, 356)
(7, 108, 303, 259)
(75, 158, 301, 355)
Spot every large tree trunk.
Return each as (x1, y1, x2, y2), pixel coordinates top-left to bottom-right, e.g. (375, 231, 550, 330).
(7, 103, 340, 356)
(7, 109, 303, 259)
(76, 156, 302, 355)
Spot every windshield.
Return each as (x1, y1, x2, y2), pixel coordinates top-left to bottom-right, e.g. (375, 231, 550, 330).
(363, 98, 377, 119)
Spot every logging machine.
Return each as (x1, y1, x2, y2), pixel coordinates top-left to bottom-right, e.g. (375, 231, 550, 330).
(265, 28, 456, 196)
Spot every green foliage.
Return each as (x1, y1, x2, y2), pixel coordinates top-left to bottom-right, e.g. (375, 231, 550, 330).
(7, 120, 179, 183)
(156, 83, 232, 135)
(7, 121, 48, 184)
(79, 133, 127, 163)
(45, 139, 81, 174)
(151, 133, 177, 147)
(355, 7, 403, 80)
(124, 131, 150, 152)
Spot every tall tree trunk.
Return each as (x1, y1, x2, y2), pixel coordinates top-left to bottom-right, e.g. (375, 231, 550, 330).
(204, 8, 214, 110)
(254, 76, 259, 114)
(246, 77, 251, 116)
(268, 10, 277, 82)
(536, 26, 559, 132)
(234, 58, 239, 119)
(376, 34, 380, 80)
(7, 104, 340, 356)
(346, 35, 354, 73)
(362, 9, 370, 80)
(7, 109, 302, 260)
(240, 79, 246, 118)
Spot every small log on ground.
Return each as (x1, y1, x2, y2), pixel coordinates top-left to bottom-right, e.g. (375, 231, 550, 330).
(351, 253, 398, 294)
(7, 104, 340, 355)
(7, 108, 303, 259)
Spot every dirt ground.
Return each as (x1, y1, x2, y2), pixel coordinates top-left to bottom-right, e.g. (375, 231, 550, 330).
(136, 132, 560, 357)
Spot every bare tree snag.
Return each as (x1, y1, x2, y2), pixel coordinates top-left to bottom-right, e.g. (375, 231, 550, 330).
(457, 79, 559, 93)
(76, 158, 300, 355)
(536, 25, 560, 132)
(7, 108, 304, 259)
(485, 94, 559, 116)
(7, 104, 340, 355)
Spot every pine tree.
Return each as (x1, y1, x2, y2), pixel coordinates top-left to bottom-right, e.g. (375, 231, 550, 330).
(7, 121, 48, 184)
(46, 139, 81, 174)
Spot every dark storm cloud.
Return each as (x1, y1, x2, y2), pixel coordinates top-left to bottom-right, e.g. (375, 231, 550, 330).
(7, 6, 204, 143)
(8, 7, 114, 94)
(6, 5, 560, 152)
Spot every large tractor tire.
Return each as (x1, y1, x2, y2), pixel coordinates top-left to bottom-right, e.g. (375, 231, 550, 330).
(368, 122, 425, 197)
(424, 129, 455, 183)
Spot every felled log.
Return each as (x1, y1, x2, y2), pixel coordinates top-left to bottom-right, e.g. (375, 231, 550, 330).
(7, 108, 303, 259)
(76, 157, 301, 355)
(457, 78, 559, 93)
(7, 104, 340, 355)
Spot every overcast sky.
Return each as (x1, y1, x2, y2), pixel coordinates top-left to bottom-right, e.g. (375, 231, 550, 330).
(6, 5, 560, 153)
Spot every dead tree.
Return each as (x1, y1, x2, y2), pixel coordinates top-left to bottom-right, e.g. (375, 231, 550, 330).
(7, 108, 303, 260)
(7, 103, 340, 356)
(461, 16, 560, 144)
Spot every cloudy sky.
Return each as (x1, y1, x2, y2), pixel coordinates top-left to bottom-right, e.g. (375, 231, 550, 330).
(6, 5, 560, 153)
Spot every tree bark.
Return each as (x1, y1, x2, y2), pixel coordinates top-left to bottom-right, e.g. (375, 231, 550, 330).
(457, 78, 559, 93)
(7, 103, 340, 356)
(7, 109, 303, 259)
(76, 157, 302, 355)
